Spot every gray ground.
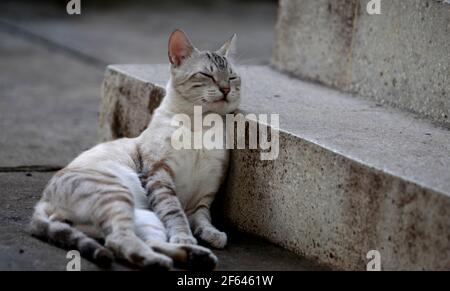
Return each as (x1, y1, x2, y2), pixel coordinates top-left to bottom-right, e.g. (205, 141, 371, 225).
(0, 1, 325, 270)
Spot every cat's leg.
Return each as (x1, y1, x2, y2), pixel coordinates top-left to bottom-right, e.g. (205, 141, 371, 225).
(189, 204, 227, 249)
(134, 209, 217, 270)
(96, 199, 173, 270)
(144, 160, 197, 245)
(29, 200, 114, 267)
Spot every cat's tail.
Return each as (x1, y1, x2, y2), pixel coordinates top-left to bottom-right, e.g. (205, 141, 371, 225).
(29, 200, 113, 268)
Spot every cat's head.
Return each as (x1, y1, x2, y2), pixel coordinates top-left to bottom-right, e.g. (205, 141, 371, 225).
(168, 29, 241, 115)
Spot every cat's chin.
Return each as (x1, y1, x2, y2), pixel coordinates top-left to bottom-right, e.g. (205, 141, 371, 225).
(204, 100, 238, 115)
(211, 100, 227, 106)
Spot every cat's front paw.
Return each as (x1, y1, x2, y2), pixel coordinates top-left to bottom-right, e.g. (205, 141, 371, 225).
(195, 227, 227, 249)
(169, 234, 197, 245)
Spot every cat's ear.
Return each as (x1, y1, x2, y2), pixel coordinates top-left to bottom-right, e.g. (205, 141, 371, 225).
(216, 33, 237, 58)
(168, 29, 197, 66)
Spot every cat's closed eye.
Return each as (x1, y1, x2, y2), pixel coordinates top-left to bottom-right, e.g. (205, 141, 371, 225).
(198, 72, 215, 81)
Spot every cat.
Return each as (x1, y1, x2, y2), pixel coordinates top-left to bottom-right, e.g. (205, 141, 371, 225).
(29, 29, 241, 270)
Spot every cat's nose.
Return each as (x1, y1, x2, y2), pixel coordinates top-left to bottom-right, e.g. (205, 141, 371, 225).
(219, 86, 230, 98)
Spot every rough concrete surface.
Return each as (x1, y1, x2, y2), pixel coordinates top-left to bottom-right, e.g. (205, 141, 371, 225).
(350, 0, 450, 128)
(222, 133, 450, 271)
(272, 0, 450, 128)
(272, 0, 357, 88)
(100, 64, 450, 270)
(99, 67, 166, 141)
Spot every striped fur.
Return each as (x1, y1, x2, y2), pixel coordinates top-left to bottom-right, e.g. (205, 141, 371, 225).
(29, 30, 240, 269)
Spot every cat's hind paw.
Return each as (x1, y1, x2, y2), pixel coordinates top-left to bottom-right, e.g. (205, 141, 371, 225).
(180, 245, 218, 271)
(195, 227, 227, 249)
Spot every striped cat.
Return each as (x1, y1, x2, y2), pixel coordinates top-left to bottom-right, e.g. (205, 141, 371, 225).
(29, 29, 241, 270)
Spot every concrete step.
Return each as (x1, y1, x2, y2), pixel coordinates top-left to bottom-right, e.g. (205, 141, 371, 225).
(99, 64, 450, 271)
(272, 0, 450, 128)
(0, 171, 323, 271)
